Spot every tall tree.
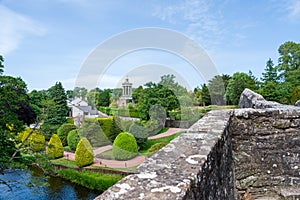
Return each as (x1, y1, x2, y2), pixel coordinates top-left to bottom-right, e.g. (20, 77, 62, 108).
(278, 41, 300, 79)
(0, 75, 36, 166)
(97, 89, 111, 107)
(261, 58, 278, 83)
(41, 82, 68, 139)
(225, 72, 258, 105)
(200, 84, 211, 106)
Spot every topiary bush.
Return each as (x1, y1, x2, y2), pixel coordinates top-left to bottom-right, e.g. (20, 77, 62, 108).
(75, 137, 94, 167)
(29, 130, 45, 152)
(78, 118, 110, 147)
(66, 117, 74, 124)
(97, 118, 112, 138)
(112, 132, 138, 160)
(67, 129, 80, 151)
(57, 123, 77, 146)
(47, 134, 64, 159)
(129, 123, 148, 146)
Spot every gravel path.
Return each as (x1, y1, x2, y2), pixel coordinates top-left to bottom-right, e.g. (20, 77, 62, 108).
(63, 128, 185, 168)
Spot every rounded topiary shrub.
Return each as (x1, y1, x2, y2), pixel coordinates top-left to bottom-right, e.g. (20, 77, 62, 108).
(75, 138, 94, 167)
(67, 129, 80, 151)
(47, 134, 64, 159)
(29, 130, 45, 152)
(57, 123, 77, 146)
(112, 132, 138, 160)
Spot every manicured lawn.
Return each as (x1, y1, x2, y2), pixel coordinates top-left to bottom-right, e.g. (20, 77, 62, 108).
(51, 158, 77, 168)
(140, 131, 184, 155)
(95, 149, 115, 160)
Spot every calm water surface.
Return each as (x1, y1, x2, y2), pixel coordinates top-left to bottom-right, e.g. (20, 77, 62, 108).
(0, 167, 100, 200)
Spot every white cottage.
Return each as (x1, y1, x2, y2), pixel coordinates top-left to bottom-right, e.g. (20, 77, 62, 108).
(67, 97, 99, 126)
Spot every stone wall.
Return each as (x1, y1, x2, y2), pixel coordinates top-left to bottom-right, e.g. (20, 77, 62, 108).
(96, 89, 300, 200)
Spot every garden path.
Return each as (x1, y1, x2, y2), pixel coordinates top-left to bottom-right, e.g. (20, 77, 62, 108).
(63, 128, 185, 168)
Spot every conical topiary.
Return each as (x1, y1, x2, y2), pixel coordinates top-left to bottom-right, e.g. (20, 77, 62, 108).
(75, 138, 94, 167)
(47, 134, 64, 159)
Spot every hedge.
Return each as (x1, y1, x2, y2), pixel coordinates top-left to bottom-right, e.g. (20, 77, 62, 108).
(47, 134, 64, 159)
(75, 137, 94, 167)
(57, 123, 77, 146)
(67, 129, 80, 151)
(112, 132, 138, 160)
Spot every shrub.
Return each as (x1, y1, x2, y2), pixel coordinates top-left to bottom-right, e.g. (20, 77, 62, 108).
(129, 123, 148, 146)
(66, 117, 74, 124)
(97, 118, 112, 138)
(57, 123, 77, 146)
(109, 115, 123, 142)
(112, 132, 138, 160)
(78, 118, 110, 147)
(75, 137, 94, 167)
(19, 127, 31, 144)
(47, 134, 64, 159)
(67, 129, 80, 151)
(41, 123, 60, 141)
(148, 142, 167, 154)
(29, 130, 45, 152)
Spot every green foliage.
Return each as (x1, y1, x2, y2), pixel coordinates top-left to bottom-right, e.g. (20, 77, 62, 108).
(66, 117, 74, 124)
(75, 137, 94, 167)
(148, 142, 167, 154)
(112, 132, 138, 160)
(97, 118, 113, 138)
(19, 127, 31, 144)
(128, 123, 148, 146)
(47, 134, 64, 159)
(67, 129, 80, 151)
(225, 72, 258, 105)
(291, 86, 300, 104)
(78, 118, 110, 147)
(57, 123, 77, 146)
(29, 130, 45, 152)
(73, 87, 88, 98)
(41, 82, 68, 140)
(86, 88, 101, 108)
(0, 55, 4, 75)
(98, 89, 111, 107)
(110, 115, 123, 142)
(58, 169, 124, 191)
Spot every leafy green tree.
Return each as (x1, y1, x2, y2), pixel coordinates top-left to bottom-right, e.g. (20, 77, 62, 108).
(109, 115, 123, 142)
(0, 72, 37, 167)
(137, 76, 181, 120)
(132, 86, 143, 104)
(129, 122, 148, 146)
(47, 134, 64, 159)
(112, 132, 138, 160)
(73, 87, 88, 98)
(57, 123, 77, 146)
(86, 88, 101, 108)
(97, 89, 111, 107)
(75, 137, 94, 167)
(66, 90, 74, 99)
(278, 41, 300, 79)
(291, 86, 300, 104)
(67, 129, 80, 151)
(225, 72, 258, 105)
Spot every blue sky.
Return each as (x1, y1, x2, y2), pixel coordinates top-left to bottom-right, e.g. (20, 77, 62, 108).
(0, 0, 300, 91)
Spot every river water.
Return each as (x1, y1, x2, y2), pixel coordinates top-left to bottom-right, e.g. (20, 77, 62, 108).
(0, 168, 99, 200)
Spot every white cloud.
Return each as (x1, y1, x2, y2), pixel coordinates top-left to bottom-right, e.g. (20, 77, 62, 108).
(286, 0, 300, 20)
(152, 0, 224, 51)
(0, 4, 46, 55)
